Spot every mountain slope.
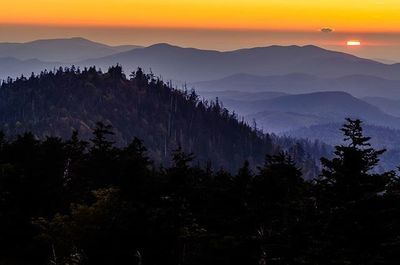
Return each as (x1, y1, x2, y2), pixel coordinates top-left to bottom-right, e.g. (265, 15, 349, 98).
(0, 57, 62, 81)
(0, 37, 141, 62)
(213, 92, 400, 133)
(2, 66, 311, 171)
(200, 90, 287, 102)
(193, 73, 400, 99)
(83, 43, 400, 82)
(363, 97, 400, 117)
(247, 111, 324, 133)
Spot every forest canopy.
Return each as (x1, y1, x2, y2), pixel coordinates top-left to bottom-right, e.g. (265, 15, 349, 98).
(0, 118, 399, 265)
(0, 66, 328, 173)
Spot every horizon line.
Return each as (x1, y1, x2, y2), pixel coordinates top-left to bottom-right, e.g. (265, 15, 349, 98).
(2, 22, 400, 35)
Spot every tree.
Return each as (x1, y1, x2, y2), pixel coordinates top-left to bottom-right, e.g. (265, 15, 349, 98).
(233, 160, 253, 211)
(163, 148, 200, 265)
(64, 130, 89, 200)
(90, 122, 115, 154)
(315, 118, 395, 264)
(130, 67, 148, 87)
(251, 153, 307, 265)
(88, 122, 117, 189)
(108, 65, 124, 81)
(318, 118, 391, 206)
(119, 137, 152, 200)
(37, 188, 139, 265)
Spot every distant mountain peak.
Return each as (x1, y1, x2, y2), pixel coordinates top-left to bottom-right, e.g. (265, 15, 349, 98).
(147, 43, 178, 49)
(28, 37, 97, 44)
(145, 43, 219, 53)
(0, 37, 142, 64)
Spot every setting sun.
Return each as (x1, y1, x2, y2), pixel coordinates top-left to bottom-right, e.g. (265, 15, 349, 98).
(347, 40, 361, 46)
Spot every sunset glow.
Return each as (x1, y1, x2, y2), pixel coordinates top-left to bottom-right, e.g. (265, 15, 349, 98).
(1, 0, 400, 61)
(1, 0, 400, 32)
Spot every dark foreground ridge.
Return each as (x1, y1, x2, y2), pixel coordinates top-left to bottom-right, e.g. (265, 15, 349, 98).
(0, 118, 399, 265)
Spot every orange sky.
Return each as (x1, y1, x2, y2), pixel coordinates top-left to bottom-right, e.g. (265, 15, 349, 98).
(1, 1, 400, 61)
(2, 0, 400, 32)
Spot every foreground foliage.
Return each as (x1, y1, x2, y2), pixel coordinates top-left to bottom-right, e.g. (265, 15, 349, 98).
(0, 118, 399, 265)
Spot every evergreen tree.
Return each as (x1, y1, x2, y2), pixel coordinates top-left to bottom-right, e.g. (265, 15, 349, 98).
(88, 122, 117, 188)
(0, 117, 399, 265)
(90, 122, 115, 154)
(64, 130, 89, 200)
(315, 118, 395, 264)
(251, 153, 307, 265)
(119, 137, 152, 200)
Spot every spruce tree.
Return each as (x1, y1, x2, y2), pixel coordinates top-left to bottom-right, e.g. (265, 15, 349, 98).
(252, 152, 306, 264)
(315, 118, 395, 264)
(318, 118, 391, 206)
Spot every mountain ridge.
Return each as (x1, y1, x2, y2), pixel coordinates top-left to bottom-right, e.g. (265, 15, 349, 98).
(82, 42, 400, 82)
(0, 37, 142, 63)
(193, 72, 400, 99)
(211, 91, 400, 133)
(1, 39, 400, 83)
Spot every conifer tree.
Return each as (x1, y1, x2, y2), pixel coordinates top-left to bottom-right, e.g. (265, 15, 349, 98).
(90, 122, 115, 154)
(252, 152, 306, 264)
(318, 118, 392, 206)
(315, 118, 395, 264)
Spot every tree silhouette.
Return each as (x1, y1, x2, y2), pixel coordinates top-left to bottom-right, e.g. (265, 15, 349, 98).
(0, 90, 399, 265)
(252, 153, 307, 264)
(318, 118, 391, 205)
(90, 122, 115, 154)
(315, 118, 395, 264)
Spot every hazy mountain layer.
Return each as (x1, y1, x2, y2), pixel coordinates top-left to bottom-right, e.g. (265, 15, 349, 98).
(0, 57, 61, 82)
(193, 73, 400, 99)
(0, 37, 141, 62)
(285, 123, 400, 171)
(208, 91, 400, 132)
(363, 97, 400, 117)
(82, 43, 400, 82)
(200, 90, 287, 102)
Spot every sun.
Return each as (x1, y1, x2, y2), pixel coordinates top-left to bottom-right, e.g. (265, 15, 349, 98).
(347, 40, 361, 46)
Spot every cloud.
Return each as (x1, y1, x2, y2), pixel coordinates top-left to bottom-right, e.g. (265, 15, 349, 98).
(321, 28, 334, 33)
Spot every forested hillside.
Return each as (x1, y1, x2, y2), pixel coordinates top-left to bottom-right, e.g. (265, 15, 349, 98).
(0, 119, 399, 265)
(0, 66, 327, 172)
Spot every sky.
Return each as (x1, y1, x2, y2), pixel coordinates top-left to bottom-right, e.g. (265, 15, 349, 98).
(1, 0, 400, 61)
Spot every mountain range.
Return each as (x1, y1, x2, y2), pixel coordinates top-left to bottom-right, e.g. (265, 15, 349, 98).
(284, 122, 400, 171)
(0, 37, 141, 62)
(194, 73, 400, 99)
(1, 37, 400, 169)
(362, 97, 400, 117)
(205, 91, 400, 133)
(1, 39, 400, 83)
(82, 43, 400, 82)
